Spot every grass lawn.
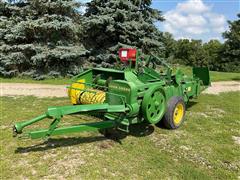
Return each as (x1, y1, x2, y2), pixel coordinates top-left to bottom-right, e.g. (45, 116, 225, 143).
(0, 67, 239, 85)
(0, 77, 71, 85)
(174, 66, 240, 82)
(0, 92, 239, 179)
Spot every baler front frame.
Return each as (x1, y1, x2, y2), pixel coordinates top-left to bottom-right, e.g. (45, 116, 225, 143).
(13, 82, 129, 139)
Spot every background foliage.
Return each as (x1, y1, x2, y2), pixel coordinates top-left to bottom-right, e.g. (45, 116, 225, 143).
(0, 1, 239, 79)
(221, 14, 240, 72)
(162, 14, 240, 73)
(0, 0, 87, 79)
(82, 0, 165, 67)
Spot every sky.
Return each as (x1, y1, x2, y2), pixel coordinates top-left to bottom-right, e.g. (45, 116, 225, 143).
(80, 0, 239, 42)
(152, 0, 240, 42)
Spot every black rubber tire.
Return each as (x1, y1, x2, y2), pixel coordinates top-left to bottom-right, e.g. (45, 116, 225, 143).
(162, 96, 186, 129)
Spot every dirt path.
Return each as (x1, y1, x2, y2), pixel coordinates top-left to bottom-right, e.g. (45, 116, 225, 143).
(0, 83, 67, 97)
(0, 81, 239, 98)
(203, 81, 240, 95)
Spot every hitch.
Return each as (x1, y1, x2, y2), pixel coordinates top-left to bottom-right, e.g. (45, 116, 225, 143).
(13, 104, 127, 139)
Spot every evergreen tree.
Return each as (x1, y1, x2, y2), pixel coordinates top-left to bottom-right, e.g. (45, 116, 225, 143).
(0, 0, 87, 79)
(221, 13, 240, 72)
(83, 0, 165, 67)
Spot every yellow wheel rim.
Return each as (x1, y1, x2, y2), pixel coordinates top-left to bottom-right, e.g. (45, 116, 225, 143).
(173, 103, 184, 125)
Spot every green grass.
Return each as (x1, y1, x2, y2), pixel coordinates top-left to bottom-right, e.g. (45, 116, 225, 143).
(209, 71, 240, 81)
(174, 66, 240, 82)
(1, 92, 239, 179)
(0, 67, 239, 85)
(0, 77, 71, 85)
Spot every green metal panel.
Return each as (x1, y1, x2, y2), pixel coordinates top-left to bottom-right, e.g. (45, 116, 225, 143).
(107, 80, 140, 117)
(93, 68, 125, 80)
(137, 67, 162, 83)
(124, 70, 143, 85)
(71, 69, 93, 85)
(193, 67, 211, 86)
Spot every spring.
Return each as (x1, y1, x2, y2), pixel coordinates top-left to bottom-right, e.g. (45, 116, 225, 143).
(78, 90, 105, 104)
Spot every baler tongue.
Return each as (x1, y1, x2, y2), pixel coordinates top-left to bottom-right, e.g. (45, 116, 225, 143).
(13, 103, 127, 139)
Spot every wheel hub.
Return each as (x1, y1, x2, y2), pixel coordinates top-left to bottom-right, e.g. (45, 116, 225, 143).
(173, 103, 184, 125)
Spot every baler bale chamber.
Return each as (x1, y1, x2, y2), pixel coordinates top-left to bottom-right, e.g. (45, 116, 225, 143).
(13, 48, 210, 140)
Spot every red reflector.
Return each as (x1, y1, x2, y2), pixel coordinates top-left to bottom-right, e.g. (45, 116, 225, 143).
(119, 48, 137, 62)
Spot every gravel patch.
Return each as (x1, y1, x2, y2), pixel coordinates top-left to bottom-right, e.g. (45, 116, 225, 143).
(0, 81, 239, 98)
(203, 81, 240, 95)
(0, 83, 67, 97)
(232, 136, 240, 145)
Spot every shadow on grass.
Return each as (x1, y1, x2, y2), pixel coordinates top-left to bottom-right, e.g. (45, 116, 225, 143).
(129, 123, 154, 137)
(15, 123, 154, 153)
(231, 77, 240, 81)
(187, 101, 198, 109)
(15, 136, 107, 153)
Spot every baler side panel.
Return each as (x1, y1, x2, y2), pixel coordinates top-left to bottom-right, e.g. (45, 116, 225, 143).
(92, 68, 125, 80)
(72, 69, 93, 85)
(68, 70, 93, 104)
(193, 67, 211, 86)
(107, 80, 140, 117)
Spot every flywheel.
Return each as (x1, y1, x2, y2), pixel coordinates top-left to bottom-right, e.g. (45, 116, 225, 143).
(142, 86, 166, 124)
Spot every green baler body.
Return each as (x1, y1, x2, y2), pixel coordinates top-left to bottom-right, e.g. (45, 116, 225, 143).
(72, 66, 203, 126)
(13, 50, 210, 140)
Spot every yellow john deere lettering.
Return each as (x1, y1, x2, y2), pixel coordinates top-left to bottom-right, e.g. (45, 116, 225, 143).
(109, 84, 130, 92)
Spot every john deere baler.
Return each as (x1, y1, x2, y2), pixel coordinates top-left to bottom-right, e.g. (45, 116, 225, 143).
(13, 48, 210, 139)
